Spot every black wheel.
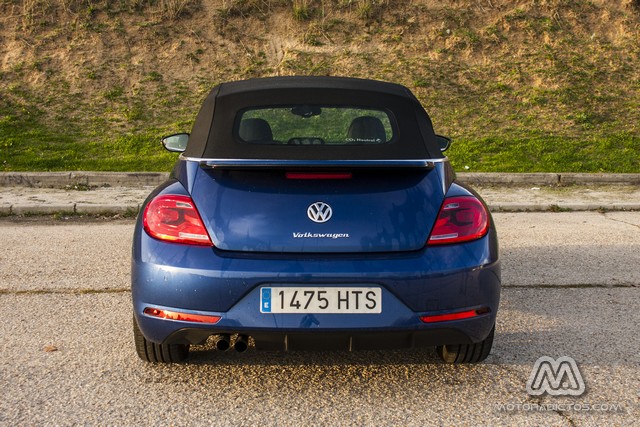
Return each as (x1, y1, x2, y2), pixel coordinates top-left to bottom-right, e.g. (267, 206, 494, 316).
(436, 326, 494, 364)
(133, 315, 189, 363)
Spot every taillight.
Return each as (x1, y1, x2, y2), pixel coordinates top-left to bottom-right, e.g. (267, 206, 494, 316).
(428, 196, 489, 245)
(143, 194, 212, 246)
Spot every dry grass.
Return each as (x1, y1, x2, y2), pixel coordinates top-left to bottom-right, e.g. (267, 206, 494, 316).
(4, 0, 200, 27)
(156, 0, 200, 19)
(0, 0, 638, 171)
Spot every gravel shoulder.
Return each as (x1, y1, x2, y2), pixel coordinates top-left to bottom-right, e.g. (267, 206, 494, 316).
(1, 210, 638, 425)
(0, 289, 637, 426)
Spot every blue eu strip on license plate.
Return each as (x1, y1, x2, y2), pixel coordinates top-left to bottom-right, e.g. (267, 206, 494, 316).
(261, 288, 272, 313)
(260, 287, 382, 314)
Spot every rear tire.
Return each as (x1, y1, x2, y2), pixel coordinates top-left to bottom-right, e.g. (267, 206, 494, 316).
(436, 326, 494, 364)
(133, 315, 189, 363)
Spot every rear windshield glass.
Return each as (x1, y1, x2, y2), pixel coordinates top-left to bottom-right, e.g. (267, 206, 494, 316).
(236, 106, 396, 145)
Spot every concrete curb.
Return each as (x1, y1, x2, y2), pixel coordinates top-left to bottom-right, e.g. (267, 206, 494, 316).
(75, 203, 140, 215)
(9, 205, 76, 216)
(489, 203, 640, 212)
(459, 173, 560, 186)
(1, 172, 639, 188)
(2, 203, 637, 217)
(557, 173, 640, 185)
(4, 204, 141, 216)
(458, 172, 640, 186)
(0, 172, 170, 188)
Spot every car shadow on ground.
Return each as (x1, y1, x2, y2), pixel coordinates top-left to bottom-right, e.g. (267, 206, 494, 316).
(182, 341, 444, 367)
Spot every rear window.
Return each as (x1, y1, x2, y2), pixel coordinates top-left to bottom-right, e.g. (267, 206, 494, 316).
(236, 106, 396, 145)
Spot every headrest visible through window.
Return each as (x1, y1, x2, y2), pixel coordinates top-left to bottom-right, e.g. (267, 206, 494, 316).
(346, 116, 387, 144)
(239, 118, 273, 142)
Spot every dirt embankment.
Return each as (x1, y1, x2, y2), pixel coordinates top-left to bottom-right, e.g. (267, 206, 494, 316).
(1, 0, 639, 140)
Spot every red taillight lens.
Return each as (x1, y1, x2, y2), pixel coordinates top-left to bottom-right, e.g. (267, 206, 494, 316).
(428, 196, 489, 245)
(143, 307, 221, 324)
(420, 307, 490, 323)
(143, 194, 212, 246)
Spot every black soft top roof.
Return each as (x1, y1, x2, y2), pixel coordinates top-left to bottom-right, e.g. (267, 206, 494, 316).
(184, 76, 444, 161)
(217, 76, 418, 98)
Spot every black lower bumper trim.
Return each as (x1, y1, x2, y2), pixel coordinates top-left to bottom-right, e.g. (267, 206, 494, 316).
(257, 329, 472, 351)
(165, 328, 476, 351)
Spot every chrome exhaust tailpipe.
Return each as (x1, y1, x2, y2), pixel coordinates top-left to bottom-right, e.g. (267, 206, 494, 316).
(234, 335, 249, 353)
(216, 334, 231, 351)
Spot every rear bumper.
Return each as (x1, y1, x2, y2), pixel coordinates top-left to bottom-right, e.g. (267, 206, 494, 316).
(134, 272, 498, 348)
(132, 227, 500, 349)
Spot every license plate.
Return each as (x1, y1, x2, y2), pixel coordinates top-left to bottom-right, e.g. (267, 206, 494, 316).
(260, 287, 382, 314)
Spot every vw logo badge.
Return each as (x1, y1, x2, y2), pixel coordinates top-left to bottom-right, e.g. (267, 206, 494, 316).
(307, 202, 332, 223)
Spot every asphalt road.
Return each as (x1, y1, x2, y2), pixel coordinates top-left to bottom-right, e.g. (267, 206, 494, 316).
(0, 212, 638, 426)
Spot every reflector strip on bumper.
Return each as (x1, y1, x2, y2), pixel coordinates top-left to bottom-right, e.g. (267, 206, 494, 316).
(143, 307, 221, 324)
(420, 307, 490, 323)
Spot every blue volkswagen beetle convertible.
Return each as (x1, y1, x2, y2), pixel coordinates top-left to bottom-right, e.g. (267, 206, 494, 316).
(132, 76, 500, 364)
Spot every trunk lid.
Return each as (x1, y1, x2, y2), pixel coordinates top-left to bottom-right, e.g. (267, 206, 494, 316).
(190, 166, 444, 253)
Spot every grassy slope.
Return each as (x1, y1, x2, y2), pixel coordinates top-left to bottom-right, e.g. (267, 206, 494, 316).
(0, 0, 639, 172)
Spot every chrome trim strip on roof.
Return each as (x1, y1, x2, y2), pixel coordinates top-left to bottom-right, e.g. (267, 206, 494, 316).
(180, 155, 448, 168)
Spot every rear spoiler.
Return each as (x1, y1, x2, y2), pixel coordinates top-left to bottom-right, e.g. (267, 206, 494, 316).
(183, 157, 442, 169)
